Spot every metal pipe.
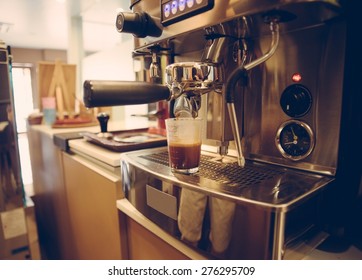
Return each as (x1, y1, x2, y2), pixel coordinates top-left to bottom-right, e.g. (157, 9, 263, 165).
(227, 103, 245, 167)
(226, 19, 280, 167)
(244, 20, 280, 71)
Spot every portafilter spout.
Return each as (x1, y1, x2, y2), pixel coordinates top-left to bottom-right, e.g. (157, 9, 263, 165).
(165, 62, 221, 117)
(226, 11, 294, 167)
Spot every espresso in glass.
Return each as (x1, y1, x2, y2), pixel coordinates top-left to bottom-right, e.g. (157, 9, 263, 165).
(165, 118, 202, 174)
(168, 142, 201, 173)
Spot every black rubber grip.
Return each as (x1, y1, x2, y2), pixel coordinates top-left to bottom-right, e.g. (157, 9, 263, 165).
(116, 12, 162, 38)
(97, 112, 110, 133)
(83, 80, 170, 108)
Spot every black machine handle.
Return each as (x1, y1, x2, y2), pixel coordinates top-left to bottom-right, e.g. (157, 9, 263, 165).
(83, 80, 171, 108)
(116, 12, 162, 38)
(97, 112, 110, 133)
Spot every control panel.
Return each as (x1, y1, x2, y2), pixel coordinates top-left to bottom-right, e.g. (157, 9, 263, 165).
(276, 82, 315, 161)
(161, 0, 214, 26)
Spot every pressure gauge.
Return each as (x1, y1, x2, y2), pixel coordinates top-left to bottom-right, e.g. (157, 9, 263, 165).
(280, 84, 312, 117)
(275, 120, 315, 161)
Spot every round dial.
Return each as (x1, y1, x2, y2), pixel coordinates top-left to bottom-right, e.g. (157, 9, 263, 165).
(276, 120, 315, 161)
(116, 12, 162, 38)
(280, 84, 312, 117)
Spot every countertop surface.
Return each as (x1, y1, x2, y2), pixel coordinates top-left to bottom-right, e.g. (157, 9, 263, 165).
(30, 119, 154, 168)
(29, 119, 152, 137)
(69, 138, 123, 168)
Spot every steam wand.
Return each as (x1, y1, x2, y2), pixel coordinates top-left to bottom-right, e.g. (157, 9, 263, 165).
(226, 18, 280, 167)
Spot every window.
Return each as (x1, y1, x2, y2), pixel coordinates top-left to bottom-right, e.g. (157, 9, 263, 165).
(11, 65, 34, 187)
(12, 66, 34, 133)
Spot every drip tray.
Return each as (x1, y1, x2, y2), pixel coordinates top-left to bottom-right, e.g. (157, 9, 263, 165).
(122, 148, 334, 210)
(141, 151, 283, 188)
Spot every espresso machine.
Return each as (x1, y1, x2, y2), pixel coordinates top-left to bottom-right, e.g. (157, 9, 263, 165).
(84, 0, 361, 259)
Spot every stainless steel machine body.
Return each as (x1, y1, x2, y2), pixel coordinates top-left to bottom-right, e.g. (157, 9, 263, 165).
(86, 0, 359, 259)
(127, 0, 345, 175)
(121, 147, 333, 259)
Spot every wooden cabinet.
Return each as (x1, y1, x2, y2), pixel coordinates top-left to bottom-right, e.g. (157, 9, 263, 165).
(62, 152, 125, 259)
(28, 125, 126, 259)
(117, 200, 206, 260)
(27, 126, 75, 259)
(28, 125, 198, 260)
(123, 215, 190, 260)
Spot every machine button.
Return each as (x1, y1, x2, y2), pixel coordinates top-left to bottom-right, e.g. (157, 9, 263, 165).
(164, 4, 171, 18)
(171, 1, 178, 14)
(187, 0, 194, 8)
(179, 0, 186, 11)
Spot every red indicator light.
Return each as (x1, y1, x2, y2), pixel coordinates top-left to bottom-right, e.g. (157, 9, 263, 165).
(292, 73, 302, 82)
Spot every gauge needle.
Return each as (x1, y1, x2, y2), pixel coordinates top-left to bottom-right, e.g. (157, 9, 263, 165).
(291, 127, 298, 141)
(291, 127, 296, 137)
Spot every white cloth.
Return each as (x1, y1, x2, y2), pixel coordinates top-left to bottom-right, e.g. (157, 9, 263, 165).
(178, 188, 207, 243)
(177, 188, 236, 253)
(209, 197, 236, 253)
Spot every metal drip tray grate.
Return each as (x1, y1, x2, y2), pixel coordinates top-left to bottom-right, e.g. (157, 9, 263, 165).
(132, 149, 333, 206)
(140, 151, 285, 187)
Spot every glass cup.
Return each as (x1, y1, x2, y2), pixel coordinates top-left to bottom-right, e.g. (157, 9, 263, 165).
(42, 97, 56, 126)
(165, 118, 203, 174)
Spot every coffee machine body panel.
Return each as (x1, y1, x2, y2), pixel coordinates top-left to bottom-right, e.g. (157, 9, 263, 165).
(244, 20, 345, 175)
(129, 0, 344, 175)
(130, 0, 341, 51)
